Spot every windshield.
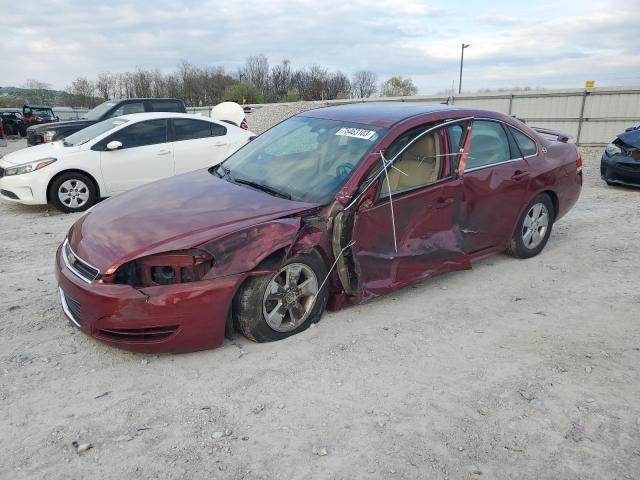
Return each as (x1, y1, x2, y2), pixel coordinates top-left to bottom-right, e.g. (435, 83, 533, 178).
(29, 108, 54, 118)
(83, 100, 117, 121)
(220, 116, 385, 204)
(64, 118, 129, 146)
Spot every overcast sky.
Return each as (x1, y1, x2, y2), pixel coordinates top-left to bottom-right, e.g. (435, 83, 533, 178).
(2, 0, 639, 94)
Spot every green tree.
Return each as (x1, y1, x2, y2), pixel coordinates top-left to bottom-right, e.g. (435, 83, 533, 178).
(380, 76, 418, 97)
(223, 83, 265, 104)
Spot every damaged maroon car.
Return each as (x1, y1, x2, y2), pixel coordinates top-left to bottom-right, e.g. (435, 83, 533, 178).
(55, 103, 582, 352)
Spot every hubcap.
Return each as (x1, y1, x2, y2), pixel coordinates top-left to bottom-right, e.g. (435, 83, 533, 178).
(58, 179, 90, 209)
(522, 202, 549, 249)
(262, 263, 319, 332)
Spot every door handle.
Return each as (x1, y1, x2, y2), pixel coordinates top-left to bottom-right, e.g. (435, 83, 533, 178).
(214, 141, 226, 146)
(157, 149, 171, 155)
(432, 197, 454, 209)
(511, 170, 528, 180)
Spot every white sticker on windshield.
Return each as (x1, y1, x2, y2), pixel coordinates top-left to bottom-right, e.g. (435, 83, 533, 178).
(335, 127, 376, 140)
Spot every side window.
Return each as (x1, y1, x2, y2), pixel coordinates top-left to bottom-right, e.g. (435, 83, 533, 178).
(467, 121, 511, 169)
(152, 101, 181, 113)
(211, 123, 227, 137)
(380, 127, 447, 194)
(107, 120, 167, 149)
(173, 119, 215, 141)
(510, 127, 537, 157)
(108, 102, 145, 118)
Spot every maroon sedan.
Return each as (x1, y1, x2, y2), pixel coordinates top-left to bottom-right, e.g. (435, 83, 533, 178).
(55, 103, 582, 352)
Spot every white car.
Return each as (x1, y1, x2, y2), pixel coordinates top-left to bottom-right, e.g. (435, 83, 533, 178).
(0, 112, 254, 212)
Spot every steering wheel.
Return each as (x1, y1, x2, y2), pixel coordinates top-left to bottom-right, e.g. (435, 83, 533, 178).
(335, 163, 355, 180)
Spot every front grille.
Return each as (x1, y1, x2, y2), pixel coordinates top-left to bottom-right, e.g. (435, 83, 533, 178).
(98, 325, 179, 341)
(1, 189, 18, 200)
(59, 288, 81, 327)
(62, 240, 100, 283)
(65, 293, 81, 324)
(617, 162, 640, 173)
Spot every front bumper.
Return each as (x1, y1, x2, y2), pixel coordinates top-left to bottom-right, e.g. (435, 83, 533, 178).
(55, 243, 244, 353)
(0, 166, 49, 205)
(601, 153, 640, 187)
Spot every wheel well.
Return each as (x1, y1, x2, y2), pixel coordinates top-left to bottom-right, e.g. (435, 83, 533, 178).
(47, 169, 100, 202)
(541, 190, 559, 216)
(225, 246, 328, 338)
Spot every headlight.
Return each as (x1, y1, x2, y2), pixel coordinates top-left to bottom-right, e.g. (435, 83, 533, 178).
(42, 131, 56, 142)
(102, 249, 215, 287)
(605, 142, 621, 156)
(3, 157, 56, 176)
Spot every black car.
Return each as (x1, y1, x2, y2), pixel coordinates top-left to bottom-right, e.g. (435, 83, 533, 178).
(0, 109, 26, 136)
(26, 98, 187, 146)
(601, 126, 640, 188)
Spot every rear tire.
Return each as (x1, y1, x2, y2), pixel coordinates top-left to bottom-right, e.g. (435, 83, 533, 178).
(49, 172, 98, 213)
(233, 251, 329, 343)
(506, 193, 555, 259)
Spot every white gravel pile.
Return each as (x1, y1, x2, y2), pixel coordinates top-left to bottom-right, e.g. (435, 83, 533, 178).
(245, 101, 329, 134)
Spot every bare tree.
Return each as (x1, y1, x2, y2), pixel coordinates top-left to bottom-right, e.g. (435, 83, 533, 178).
(351, 70, 378, 98)
(95, 72, 116, 100)
(23, 79, 51, 104)
(241, 54, 269, 96)
(326, 71, 351, 99)
(270, 59, 292, 101)
(66, 77, 96, 107)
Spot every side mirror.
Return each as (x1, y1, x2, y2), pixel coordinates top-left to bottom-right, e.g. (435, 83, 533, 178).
(106, 140, 123, 151)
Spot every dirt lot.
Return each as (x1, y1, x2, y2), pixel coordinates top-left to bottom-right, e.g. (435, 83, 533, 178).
(1, 132, 639, 479)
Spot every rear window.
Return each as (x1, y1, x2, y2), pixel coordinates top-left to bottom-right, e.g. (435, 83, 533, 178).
(151, 101, 182, 113)
(173, 118, 226, 141)
(510, 127, 537, 157)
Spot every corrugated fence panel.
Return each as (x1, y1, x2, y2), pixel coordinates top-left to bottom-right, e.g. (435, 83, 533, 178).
(452, 97, 511, 114)
(511, 94, 583, 119)
(585, 91, 640, 119)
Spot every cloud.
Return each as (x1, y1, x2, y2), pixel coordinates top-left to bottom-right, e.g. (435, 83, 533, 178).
(1, 0, 639, 94)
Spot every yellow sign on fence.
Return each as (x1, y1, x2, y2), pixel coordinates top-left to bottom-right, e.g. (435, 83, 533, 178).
(585, 80, 595, 88)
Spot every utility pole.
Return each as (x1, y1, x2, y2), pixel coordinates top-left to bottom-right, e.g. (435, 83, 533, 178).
(459, 43, 470, 94)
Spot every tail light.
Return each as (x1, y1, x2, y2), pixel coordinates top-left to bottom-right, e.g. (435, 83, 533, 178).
(240, 119, 249, 130)
(576, 150, 583, 173)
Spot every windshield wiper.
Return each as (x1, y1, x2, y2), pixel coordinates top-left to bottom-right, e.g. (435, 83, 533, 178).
(233, 178, 291, 200)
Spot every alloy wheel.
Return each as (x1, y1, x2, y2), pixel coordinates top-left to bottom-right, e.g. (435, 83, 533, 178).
(262, 263, 319, 332)
(522, 202, 549, 249)
(58, 179, 90, 209)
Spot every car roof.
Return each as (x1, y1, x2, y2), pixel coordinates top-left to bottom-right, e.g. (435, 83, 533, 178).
(116, 112, 222, 122)
(298, 102, 486, 128)
(109, 98, 182, 102)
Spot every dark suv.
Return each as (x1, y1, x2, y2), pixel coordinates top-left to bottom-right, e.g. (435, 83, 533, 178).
(26, 98, 187, 146)
(0, 109, 27, 137)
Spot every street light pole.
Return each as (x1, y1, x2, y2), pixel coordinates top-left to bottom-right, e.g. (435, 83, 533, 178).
(458, 43, 470, 94)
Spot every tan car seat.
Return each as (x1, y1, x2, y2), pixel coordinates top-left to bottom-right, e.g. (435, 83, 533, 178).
(382, 133, 441, 192)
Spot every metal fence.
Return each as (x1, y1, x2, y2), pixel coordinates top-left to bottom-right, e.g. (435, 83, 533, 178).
(190, 87, 640, 146)
(59, 87, 640, 146)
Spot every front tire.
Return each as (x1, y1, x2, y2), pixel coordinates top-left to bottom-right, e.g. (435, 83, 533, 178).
(233, 251, 329, 343)
(49, 172, 98, 213)
(506, 193, 555, 259)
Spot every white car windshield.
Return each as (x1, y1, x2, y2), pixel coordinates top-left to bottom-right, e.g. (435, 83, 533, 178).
(64, 118, 130, 147)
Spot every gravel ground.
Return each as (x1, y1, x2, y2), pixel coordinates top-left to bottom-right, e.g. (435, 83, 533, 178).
(1, 124, 639, 479)
(246, 101, 328, 134)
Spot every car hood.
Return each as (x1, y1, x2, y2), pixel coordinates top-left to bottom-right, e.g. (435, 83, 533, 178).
(617, 126, 640, 149)
(0, 141, 79, 165)
(29, 119, 93, 132)
(68, 169, 320, 272)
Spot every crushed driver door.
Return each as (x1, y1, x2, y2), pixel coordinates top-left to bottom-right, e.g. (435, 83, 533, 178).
(347, 118, 474, 298)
